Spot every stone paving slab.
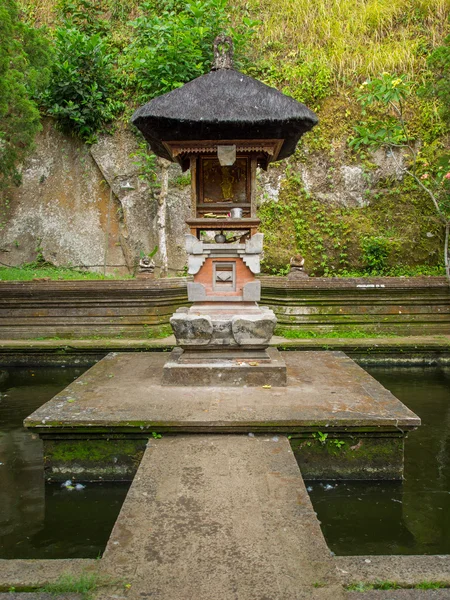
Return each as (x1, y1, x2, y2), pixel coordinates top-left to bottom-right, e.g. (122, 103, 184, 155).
(98, 434, 344, 600)
(0, 560, 98, 589)
(1, 335, 450, 351)
(336, 556, 450, 587)
(347, 591, 450, 599)
(0, 595, 82, 599)
(25, 351, 420, 432)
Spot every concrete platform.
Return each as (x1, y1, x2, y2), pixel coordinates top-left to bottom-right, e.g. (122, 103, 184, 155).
(24, 351, 420, 481)
(161, 346, 287, 386)
(99, 435, 345, 600)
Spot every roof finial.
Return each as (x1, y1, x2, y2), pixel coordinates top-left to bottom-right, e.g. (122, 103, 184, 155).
(212, 35, 234, 70)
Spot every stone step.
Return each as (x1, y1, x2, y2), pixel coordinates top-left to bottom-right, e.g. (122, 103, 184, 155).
(0, 595, 82, 599)
(347, 591, 450, 599)
(99, 434, 345, 600)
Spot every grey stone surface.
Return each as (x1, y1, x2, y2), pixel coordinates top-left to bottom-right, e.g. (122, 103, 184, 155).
(0, 120, 128, 274)
(187, 254, 206, 274)
(162, 346, 287, 386)
(0, 121, 192, 276)
(171, 304, 276, 347)
(231, 306, 276, 343)
(242, 279, 261, 301)
(336, 556, 450, 587)
(186, 281, 207, 301)
(169, 311, 212, 344)
(25, 351, 420, 432)
(100, 435, 344, 600)
(241, 253, 260, 273)
(0, 559, 97, 589)
(245, 232, 264, 254)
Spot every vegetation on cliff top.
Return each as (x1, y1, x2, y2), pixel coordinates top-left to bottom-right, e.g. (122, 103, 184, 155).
(1, 0, 449, 276)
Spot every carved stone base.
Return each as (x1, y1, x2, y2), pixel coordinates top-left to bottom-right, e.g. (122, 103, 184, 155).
(162, 346, 287, 387)
(170, 303, 277, 350)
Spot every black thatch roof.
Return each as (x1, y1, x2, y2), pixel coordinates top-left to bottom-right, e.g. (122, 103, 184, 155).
(131, 68, 318, 162)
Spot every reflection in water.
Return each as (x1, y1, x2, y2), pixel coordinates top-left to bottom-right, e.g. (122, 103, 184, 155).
(0, 367, 130, 559)
(307, 366, 450, 555)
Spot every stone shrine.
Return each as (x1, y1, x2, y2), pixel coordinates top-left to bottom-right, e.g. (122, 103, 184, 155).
(131, 35, 318, 385)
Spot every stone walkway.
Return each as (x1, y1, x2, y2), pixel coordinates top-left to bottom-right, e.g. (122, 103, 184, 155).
(98, 435, 345, 600)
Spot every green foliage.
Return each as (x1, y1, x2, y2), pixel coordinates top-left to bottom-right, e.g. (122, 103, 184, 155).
(57, 0, 110, 34)
(259, 179, 354, 276)
(140, 245, 158, 259)
(246, 49, 332, 107)
(41, 25, 124, 143)
(173, 172, 191, 188)
(361, 235, 394, 274)
(349, 70, 449, 280)
(0, 0, 51, 194)
(349, 73, 413, 150)
(242, 0, 448, 83)
(427, 33, 450, 124)
(339, 264, 445, 277)
(131, 139, 160, 189)
(122, 0, 258, 101)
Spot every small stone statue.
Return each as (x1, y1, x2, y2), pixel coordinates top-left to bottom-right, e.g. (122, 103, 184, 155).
(137, 256, 155, 279)
(288, 254, 309, 279)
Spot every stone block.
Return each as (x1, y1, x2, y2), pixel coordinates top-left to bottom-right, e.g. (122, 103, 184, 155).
(187, 282, 207, 302)
(162, 346, 287, 386)
(245, 232, 264, 254)
(242, 254, 260, 274)
(242, 280, 261, 301)
(231, 309, 277, 345)
(187, 254, 206, 275)
(185, 234, 204, 255)
(170, 311, 212, 345)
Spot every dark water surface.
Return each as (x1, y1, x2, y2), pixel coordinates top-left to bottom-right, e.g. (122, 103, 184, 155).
(307, 366, 450, 555)
(1, 364, 450, 558)
(0, 366, 129, 559)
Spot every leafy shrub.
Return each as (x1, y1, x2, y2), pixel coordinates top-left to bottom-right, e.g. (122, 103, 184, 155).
(122, 0, 258, 101)
(41, 27, 123, 143)
(57, 0, 110, 35)
(426, 34, 450, 124)
(0, 0, 51, 192)
(361, 236, 391, 273)
(348, 73, 412, 150)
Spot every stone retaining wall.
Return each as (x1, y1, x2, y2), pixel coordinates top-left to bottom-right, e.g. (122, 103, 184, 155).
(261, 276, 450, 335)
(0, 276, 448, 339)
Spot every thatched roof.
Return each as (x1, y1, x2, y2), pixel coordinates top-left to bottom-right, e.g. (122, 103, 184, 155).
(131, 68, 318, 162)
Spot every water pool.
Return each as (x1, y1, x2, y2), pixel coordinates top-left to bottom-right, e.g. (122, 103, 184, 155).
(307, 366, 450, 555)
(0, 366, 129, 559)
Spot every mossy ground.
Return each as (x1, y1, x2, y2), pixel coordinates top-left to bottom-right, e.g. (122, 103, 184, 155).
(0, 264, 131, 281)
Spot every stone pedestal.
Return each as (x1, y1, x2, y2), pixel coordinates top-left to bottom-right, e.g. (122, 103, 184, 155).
(165, 232, 286, 385)
(170, 304, 277, 349)
(162, 346, 287, 386)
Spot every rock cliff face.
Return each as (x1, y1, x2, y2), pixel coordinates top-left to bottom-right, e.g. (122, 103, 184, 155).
(0, 119, 191, 276)
(0, 119, 440, 275)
